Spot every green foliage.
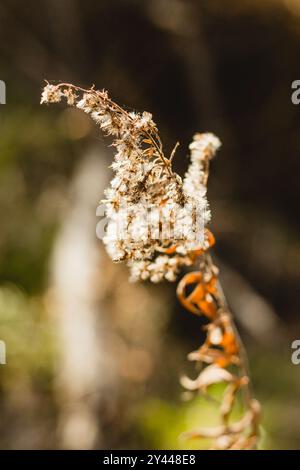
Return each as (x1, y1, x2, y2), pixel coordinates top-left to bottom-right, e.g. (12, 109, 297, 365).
(137, 385, 244, 450)
(0, 285, 56, 392)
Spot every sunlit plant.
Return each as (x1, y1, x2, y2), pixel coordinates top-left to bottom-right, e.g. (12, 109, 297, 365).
(41, 82, 261, 450)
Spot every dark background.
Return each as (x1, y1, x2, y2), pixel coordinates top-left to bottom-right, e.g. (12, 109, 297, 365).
(0, 0, 299, 449)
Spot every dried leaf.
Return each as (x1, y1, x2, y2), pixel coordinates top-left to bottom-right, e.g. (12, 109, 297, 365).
(208, 326, 223, 345)
(180, 364, 234, 391)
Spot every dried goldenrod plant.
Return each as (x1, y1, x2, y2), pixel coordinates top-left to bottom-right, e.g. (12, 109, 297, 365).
(41, 82, 261, 450)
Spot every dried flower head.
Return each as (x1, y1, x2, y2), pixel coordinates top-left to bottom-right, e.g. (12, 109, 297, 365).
(41, 82, 260, 450)
(41, 82, 220, 282)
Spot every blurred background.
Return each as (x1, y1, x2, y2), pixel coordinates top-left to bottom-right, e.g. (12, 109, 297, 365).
(0, 0, 299, 450)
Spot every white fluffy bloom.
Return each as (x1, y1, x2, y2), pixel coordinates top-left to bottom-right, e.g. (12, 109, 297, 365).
(103, 133, 220, 281)
(40, 84, 221, 283)
(40, 84, 63, 104)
